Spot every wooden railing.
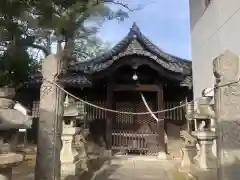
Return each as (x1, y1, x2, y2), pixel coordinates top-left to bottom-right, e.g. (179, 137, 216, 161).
(112, 131, 158, 155)
(30, 100, 107, 120)
(164, 101, 185, 121)
(84, 100, 106, 121)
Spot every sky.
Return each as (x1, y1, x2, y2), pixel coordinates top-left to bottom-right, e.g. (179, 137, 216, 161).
(97, 0, 192, 60)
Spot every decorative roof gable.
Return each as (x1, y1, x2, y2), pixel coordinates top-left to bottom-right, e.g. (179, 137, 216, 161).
(126, 38, 145, 52)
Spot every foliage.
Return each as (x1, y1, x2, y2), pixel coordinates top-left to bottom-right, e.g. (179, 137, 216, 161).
(0, 0, 138, 87)
(73, 35, 111, 61)
(0, 48, 40, 87)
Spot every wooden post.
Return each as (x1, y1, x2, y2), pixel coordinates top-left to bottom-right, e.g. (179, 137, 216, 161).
(185, 97, 191, 132)
(157, 84, 167, 153)
(106, 85, 113, 150)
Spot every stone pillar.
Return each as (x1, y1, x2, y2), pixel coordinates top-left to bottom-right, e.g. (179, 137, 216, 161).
(213, 50, 240, 180)
(194, 131, 217, 170)
(35, 54, 66, 180)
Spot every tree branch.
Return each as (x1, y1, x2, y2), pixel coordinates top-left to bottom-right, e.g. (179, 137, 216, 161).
(103, 0, 142, 11)
(29, 44, 50, 57)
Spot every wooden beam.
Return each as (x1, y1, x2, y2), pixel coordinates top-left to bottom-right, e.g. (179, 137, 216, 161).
(106, 85, 113, 150)
(157, 84, 167, 153)
(113, 84, 159, 92)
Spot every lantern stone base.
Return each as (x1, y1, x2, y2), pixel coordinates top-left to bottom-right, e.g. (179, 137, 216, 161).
(194, 131, 217, 170)
(61, 162, 82, 180)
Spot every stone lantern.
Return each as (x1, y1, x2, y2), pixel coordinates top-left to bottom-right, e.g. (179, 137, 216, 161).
(0, 87, 32, 180)
(60, 96, 87, 180)
(192, 92, 217, 171)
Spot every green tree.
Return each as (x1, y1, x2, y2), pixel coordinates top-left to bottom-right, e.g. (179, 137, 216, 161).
(0, 0, 139, 87)
(73, 35, 111, 61)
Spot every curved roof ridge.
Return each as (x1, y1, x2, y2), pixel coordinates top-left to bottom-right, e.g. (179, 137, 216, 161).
(128, 23, 191, 62)
(69, 22, 191, 69)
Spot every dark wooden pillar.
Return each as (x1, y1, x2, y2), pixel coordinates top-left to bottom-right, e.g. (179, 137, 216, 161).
(106, 85, 113, 150)
(157, 84, 167, 153)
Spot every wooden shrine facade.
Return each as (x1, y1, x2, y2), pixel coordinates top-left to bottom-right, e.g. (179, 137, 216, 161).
(25, 23, 193, 155)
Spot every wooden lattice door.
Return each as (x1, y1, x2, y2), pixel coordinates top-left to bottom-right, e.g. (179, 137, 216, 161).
(112, 92, 160, 155)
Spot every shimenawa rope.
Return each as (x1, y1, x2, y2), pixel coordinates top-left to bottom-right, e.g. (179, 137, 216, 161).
(44, 77, 240, 115)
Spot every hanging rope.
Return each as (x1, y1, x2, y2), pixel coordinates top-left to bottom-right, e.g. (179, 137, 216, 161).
(43, 77, 240, 115)
(140, 92, 160, 122)
(24, 62, 239, 116)
(51, 79, 186, 115)
(140, 92, 168, 144)
(20, 73, 240, 130)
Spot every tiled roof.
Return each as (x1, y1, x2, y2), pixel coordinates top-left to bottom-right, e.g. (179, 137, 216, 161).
(27, 23, 192, 88)
(180, 76, 193, 88)
(27, 72, 92, 87)
(57, 73, 92, 87)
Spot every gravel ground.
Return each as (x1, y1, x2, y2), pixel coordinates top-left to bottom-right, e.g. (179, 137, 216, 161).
(12, 152, 179, 180)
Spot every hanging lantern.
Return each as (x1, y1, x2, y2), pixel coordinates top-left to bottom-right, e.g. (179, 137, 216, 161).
(132, 73, 138, 81)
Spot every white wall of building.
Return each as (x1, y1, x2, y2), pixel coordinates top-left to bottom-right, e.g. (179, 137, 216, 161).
(189, 0, 206, 30)
(190, 0, 240, 98)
